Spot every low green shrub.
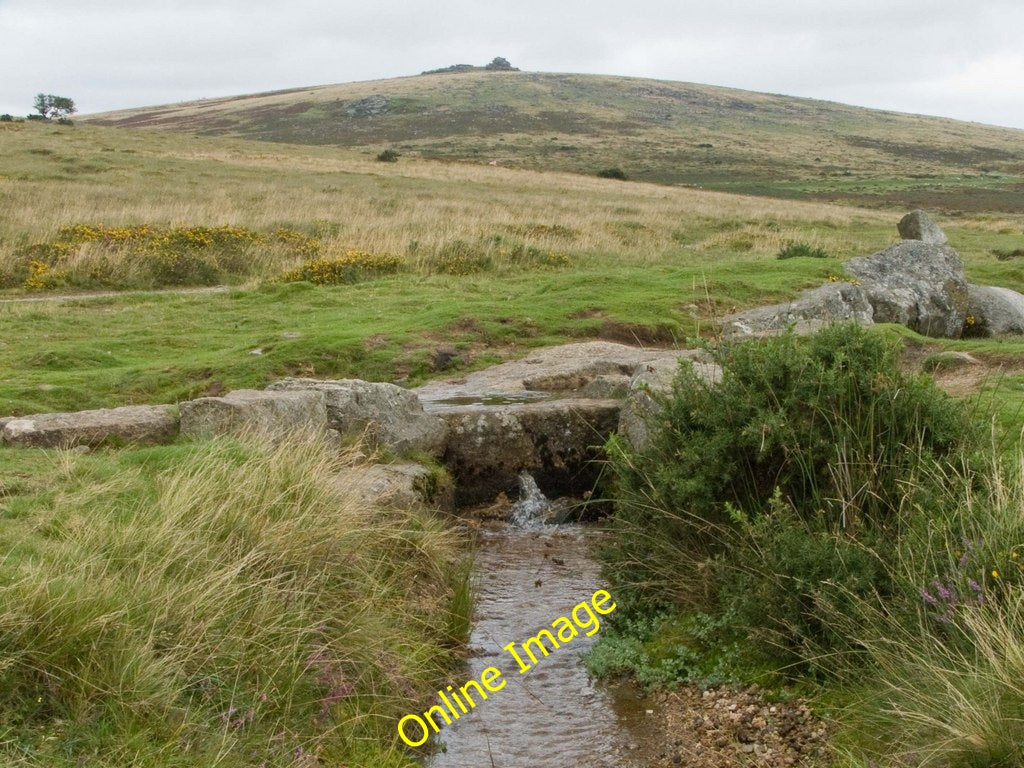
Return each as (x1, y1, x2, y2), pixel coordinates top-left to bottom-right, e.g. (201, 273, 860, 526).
(596, 167, 628, 180)
(376, 148, 400, 162)
(776, 242, 829, 259)
(992, 248, 1024, 260)
(603, 324, 975, 666)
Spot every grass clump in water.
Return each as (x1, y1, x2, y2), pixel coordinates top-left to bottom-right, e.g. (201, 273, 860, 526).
(0, 433, 470, 767)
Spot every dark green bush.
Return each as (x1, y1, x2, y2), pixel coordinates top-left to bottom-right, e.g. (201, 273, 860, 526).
(603, 324, 975, 664)
(0, 114, 13, 122)
(375, 148, 399, 163)
(597, 167, 628, 180)
(716, 492, 894, 667)
(776, 242, 829, 259)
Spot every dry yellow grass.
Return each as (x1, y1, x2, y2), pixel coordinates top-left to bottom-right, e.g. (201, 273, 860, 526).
(1, 119, 908, 283)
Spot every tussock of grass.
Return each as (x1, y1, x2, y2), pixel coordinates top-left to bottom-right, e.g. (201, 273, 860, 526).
(831, 457, 1024, 767)
(0, 433, 469, 767)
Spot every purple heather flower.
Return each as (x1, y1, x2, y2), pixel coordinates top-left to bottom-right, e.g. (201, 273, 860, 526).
(933, 581, 954, 602)
(920, 589, 939, 606)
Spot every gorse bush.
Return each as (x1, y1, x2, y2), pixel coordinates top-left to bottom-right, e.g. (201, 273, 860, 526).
(603, 324, 975, 663)
(0, 434, 469, 766)
(278, 249, 406, 285)
(427, 239, 494, 275)
(4, 223, 322, 290)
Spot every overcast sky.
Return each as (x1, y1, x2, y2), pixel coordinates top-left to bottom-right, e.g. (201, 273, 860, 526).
(1, 0, 1022, 129)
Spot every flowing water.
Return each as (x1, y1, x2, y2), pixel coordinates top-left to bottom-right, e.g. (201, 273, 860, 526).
(425, 481, 654, 768)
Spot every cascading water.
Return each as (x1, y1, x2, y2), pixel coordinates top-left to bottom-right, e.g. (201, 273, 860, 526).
(509, 471, 552, 527)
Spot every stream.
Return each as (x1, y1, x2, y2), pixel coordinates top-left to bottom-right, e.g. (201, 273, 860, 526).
(425, 480, 655, 768)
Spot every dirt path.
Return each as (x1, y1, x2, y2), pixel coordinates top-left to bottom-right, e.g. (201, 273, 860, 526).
(0, 286, 230, 304)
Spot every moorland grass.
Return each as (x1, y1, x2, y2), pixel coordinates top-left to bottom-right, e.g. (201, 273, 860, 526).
(0, 433, 469, 767)
(828, 456, 1024, 767)
(2, 122, 1024, 418)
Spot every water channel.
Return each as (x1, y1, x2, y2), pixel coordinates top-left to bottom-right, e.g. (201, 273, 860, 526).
(425, 481, 655, 768)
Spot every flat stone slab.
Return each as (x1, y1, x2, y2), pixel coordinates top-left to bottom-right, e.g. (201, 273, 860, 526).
(179, 389, 328, 439)
(439, 398, 621, 505)
(1, 405, 178, 448)
(415, 341, 703, 408)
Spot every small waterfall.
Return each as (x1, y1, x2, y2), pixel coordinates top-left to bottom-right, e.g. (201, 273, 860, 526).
(509, 472, 551, 527)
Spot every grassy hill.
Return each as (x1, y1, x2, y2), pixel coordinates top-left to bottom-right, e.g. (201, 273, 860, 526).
(87, 70, 1024, 212)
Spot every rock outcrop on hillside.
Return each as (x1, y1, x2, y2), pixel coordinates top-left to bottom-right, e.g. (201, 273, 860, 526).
(843, 240, 968, 338)
(897, 209, 949, 245)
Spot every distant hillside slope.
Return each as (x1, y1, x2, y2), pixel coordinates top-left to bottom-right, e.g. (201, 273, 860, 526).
(87, 71, 1024, 212)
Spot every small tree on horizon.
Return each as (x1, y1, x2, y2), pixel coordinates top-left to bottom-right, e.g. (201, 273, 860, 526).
(33, 93, 76, 120)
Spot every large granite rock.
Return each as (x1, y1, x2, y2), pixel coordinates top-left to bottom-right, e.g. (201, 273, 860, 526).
(267, 378, 447, 455)
(966, 284, 1024, 336)
(439, 398, 621, 505)
(618, 355, 722, 451)
(897, 210, 948, 245)
(721, 282, 873, 338)
(0, 405, 178, 448)
(843, 240, 968, 338)
(179, 389, 328, 439)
